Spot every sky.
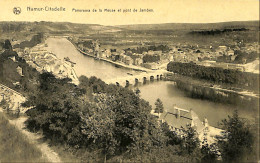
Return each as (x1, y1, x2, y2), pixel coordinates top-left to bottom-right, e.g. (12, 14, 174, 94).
(0, 0, 259, 25)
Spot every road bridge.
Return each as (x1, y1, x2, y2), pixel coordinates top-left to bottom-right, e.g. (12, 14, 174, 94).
(105, 70, 168, 87)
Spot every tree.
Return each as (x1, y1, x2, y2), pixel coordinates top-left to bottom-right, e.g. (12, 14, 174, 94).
(181, 124, 200, 155)
(3, 39, 12, 50)
(161, 122, 182, 146)
(154, 98, 164, 117)
(25, 72, 84, 144)
(200, 138, 219, 162)
(134, 88, 141, 96)
(81, 93, 117, 162)
(217, 110, 254, 162)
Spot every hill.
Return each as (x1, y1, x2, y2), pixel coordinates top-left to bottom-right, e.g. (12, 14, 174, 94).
(116, 21, 259, 31)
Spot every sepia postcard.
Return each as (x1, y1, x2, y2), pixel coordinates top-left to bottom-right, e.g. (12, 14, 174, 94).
(0, 0, 259, 162)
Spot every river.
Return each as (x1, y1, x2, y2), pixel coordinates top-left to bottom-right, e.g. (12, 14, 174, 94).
(45, 37, 141, 81)
(45, 37, 257, 127)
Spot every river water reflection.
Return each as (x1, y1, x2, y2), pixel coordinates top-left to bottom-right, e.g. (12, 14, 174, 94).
(45, 37, 257, 127)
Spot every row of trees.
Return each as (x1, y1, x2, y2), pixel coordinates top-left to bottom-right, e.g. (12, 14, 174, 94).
(124, 44, 171, 54)
(167, 62, 259, 91)
(143, 54, 160, 63)
(174, 79, 259, 109)
(190, 28, 248, 36)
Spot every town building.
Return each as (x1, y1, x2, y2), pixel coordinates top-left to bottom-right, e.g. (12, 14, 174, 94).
(125, 56, 133, 65)
(134, 58, 143, 66)
(16, 66, 23, 76)
(160, 106, 224, 145)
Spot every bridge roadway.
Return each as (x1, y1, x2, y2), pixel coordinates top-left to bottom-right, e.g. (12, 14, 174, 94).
(104, 70, 168, 87)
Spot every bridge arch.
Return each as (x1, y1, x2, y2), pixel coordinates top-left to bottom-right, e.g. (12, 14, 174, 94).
(143, 77, 147, 83)
(150, 76, 154, 81)
(135, 78, 138, 84)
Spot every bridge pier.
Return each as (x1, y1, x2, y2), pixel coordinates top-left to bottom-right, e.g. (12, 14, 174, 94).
(112, 71, 166, 87)
(150, 76, 154, 81)
(135, 78, 139, 85)
(143, 77, 147, 84)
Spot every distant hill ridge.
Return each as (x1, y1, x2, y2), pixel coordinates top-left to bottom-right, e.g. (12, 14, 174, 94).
(116, 21, 259, 31)
(0, 20, 258, 32)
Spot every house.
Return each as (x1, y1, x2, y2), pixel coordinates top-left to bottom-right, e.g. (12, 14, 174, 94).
(218, 46, 227, 51)
(111, 52, 120, 61)
(9, 56, 16, 62)
(227, 50, 234, 56)
(105, 49, 111, 58)
(78, 43, 84, 50)
(99, 51, 107, 58)
(16, 66, 23, 76)
(216, 46, 228, 56)
(160, 106, 224, 146)
(230, 55, 236, 62)
(24, 47, 30, 54)
(161, 107, 205, 133)
(125, 56, 133, 65)
(134, 58, 143, 66)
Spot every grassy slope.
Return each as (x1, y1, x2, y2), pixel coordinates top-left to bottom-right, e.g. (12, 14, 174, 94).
(0, 112, 46, 162)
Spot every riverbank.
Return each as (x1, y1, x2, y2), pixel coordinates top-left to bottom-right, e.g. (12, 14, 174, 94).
(165, 73, 259, 109)
(16, 42, 79, 85)
(67, 38, 152, 73)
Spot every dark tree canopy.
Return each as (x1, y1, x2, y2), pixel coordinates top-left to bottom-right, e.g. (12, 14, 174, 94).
(3, 39, 12, 50)
(217, 110, 254, 162)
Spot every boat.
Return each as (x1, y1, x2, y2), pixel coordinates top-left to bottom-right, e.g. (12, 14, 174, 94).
(64, 57, 76, 64)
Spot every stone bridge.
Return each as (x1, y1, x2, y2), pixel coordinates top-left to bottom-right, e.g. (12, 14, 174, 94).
(105, 70, 168, 87)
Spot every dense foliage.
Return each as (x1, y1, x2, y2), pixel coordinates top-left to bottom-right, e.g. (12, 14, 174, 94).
(0, 45, 39, 94)
(23, 72, 224, 162)
(154, 98, 164, 116)
(124, 44, 170, 54)
(76, 40, 93, 49)
(190, 28, 248, 35)
(217, 110, 254, 162)
(143, 54, 160, 63)
(172, 77, 259, 108)
(167, 62, 258, 91)
(24, 73, 173, 161)
(234, 51, 259, 64)
(13, 33, 43, 49)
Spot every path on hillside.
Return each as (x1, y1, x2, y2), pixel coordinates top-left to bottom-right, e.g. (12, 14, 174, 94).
(0, 108, 61, 162)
